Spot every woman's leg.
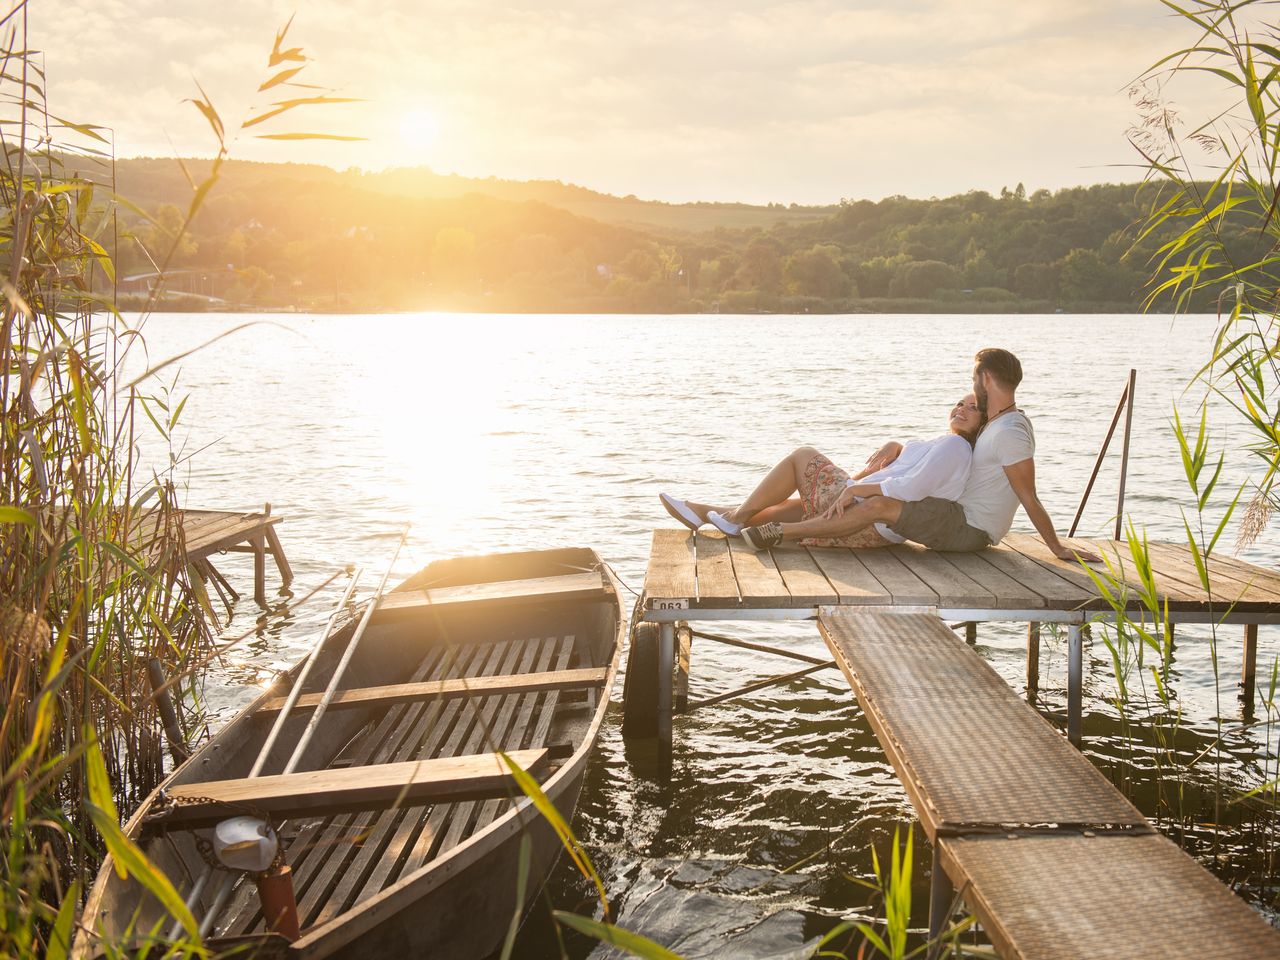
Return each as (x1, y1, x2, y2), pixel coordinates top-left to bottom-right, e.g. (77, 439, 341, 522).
(692, 446, 823, 527)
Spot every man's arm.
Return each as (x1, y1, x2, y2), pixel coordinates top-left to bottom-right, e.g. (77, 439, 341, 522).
(1003, 458, 1101, 563)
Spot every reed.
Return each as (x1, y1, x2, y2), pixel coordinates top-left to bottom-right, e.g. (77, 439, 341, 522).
(0, 9, 351, 953)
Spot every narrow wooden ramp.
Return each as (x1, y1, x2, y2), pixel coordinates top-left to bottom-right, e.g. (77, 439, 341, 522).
(817, 610, 1280, 959)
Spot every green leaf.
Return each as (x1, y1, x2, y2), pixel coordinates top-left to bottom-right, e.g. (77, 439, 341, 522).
(498, 835, 531, 960)
(500, 751, 610, 916)
(85, 738, 201, 941)
(44, 881, 79, 960)
(553, 913, 685, 959)
(0, 505, 35, 527)
(254, 132, 366, 141)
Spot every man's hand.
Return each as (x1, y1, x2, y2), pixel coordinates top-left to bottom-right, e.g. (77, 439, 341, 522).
(1053, 543, 1102, 564)
(822, 485, 857, 519)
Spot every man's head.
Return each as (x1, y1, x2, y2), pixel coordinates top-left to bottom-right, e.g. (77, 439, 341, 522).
(972, 348, 1023, 410)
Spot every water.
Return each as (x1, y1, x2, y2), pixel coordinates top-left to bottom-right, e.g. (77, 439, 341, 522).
(125, 311, 1280, 956)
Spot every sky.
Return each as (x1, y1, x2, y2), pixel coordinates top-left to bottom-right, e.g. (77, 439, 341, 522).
(35, 0, 1232, 205)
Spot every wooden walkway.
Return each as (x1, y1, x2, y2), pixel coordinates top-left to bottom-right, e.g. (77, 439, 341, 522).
(140, 506, 293, 604)
(634, 528, 1280, 959)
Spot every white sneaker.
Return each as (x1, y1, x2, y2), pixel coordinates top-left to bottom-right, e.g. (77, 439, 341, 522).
(659, 492, 703, 531)
(707, 511, 743, 536)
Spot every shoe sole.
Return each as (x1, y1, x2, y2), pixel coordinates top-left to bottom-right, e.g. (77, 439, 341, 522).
(660, 493, 703, 531)
(707, 511, 742, 536)
(740, 528, 774, 550)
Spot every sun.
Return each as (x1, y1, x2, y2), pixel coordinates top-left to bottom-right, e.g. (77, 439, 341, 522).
(398, 108, 440, 153)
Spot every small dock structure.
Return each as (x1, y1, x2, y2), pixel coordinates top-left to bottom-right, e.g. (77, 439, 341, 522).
(633, 528, 1280, 959)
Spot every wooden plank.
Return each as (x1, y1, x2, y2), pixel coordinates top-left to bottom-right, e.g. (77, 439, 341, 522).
(725, 537, 791, 605)
(977, 544, 1098, 610)
(254, 667, 609, 715)
(806, 547, 892, 604)
(937, 550, 1048, 610)
(1001, 532, 1119, 597)
(1177, 546, 1280, 595)
(644, 529, 697, 606)
(1078, 538, 1202, 604)
(854, 549, 939, 606)
(694, 531, 740, 603)
(886, 544, 998, 608)
(1142, 540, 1280, 606)
(374, 572, 606, 621)
(769, 547, 839, 605)
(264, 522, 294, 585)
(153, 749, 549, 828)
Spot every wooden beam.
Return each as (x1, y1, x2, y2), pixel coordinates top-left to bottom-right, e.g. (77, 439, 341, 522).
(373, 572, 606, 621)
(147, 748, 549, 828)
(254, 667, 609, 715)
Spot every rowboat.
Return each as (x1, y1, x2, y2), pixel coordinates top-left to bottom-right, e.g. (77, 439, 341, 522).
(77, 546, 625, 958)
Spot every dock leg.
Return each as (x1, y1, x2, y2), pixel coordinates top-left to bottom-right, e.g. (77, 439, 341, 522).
(1026, 622, 1040, 702)
(658, 621, 675, 778)
(264, 524, 294, 587)
(964, 622, 977, 645)
(1242, 624, 1259, 719)
(675, 624, 692, 714)
(253, 533, 267, 605)
(927, 843, 953, 960)
(1067, 624, 1083, 746)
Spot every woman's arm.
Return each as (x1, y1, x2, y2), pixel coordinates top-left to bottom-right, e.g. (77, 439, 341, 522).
(850, 441, 902, 481)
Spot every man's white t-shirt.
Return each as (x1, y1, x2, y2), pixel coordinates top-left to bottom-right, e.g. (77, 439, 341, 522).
(957, 410, 1035, 544)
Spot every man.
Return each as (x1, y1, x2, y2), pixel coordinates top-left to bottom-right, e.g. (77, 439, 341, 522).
(740, 348, 1101, 563)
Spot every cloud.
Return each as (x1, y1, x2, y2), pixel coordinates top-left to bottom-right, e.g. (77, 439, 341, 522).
(33, 0, 1223, 203)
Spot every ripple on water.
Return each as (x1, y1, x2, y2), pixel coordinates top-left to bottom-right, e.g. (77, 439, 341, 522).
(124, 312, 1280, 955)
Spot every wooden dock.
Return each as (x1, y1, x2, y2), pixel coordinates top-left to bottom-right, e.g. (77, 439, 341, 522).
(633, 528, 1280, 959)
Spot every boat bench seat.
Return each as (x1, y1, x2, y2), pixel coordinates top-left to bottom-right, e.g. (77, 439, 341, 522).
(254, 667, 608, 716)
(147, 748, 549, 829)
(372, 571, 609, 621)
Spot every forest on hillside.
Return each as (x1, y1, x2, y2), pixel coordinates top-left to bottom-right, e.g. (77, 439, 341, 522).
(91, 158, 1261, 313)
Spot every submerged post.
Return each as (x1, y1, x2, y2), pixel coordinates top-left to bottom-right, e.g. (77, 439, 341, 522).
(1067, 625, 1083, 746)
(657, 622, 675, 777)
(1243, 624, 1259, 717)
(1026, 622, 1040, 701)
(927, 844, 954, 960)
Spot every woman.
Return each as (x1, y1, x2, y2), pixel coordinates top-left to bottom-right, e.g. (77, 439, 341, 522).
(660, 393, 985, 549)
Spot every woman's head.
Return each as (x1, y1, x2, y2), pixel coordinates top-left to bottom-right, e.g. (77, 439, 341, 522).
(948, 393, 985, 444)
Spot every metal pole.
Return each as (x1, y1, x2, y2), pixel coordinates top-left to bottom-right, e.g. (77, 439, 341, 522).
(1069, 370, 1133, 538)
(657, 621, 674, 777)
(1114, 368, 1137, 542)
(1243, 624, 1259, 719)
(1067, 624, 1083, 746)
(284, 529, 409, 775)
(248, 569, 364, 778)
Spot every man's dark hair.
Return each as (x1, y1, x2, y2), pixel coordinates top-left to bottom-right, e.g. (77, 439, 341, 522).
(974, 348, 1023, 391)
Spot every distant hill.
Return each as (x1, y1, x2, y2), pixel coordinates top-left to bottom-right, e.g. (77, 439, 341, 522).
(72, 153, 1251, 314)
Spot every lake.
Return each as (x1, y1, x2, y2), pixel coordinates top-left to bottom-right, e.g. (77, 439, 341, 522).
(127, 311, 1280, 956)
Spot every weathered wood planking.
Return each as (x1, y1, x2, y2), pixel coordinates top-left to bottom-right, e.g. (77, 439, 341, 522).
(694, 531, 740, 603)
(937, 550, 1049, 609)
(725, 537, 792, 605)
(1140, 540, 1280, 606)
(645, 529, 698, 605)
(977, 544, 1098, 609)
(806, 547, 892, 604)
(375, 572, 607, 620)
(770, 547, 840, 604)
(888, 545, 999, 608)
(1001, 532, 1115, 597)
(854, 549, 939, 606)
(153, 749, 550, 828)
(254, 667, 608, 715)
(1082, 537, 1203, 604)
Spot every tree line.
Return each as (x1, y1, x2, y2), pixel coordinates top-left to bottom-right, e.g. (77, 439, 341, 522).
(100, 158, 1263, 313)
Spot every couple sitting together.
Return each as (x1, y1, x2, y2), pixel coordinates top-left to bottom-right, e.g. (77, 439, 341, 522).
(660, 347, 1100, 564)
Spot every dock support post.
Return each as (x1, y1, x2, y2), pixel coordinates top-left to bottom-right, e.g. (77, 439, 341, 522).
(964, 622, 977, 645)
(675, 624, 692, 714)
(253, 532, 267, 605)
(658, 621, 675, 777)
(263, 503, 293, 587)
(1243, 624, 1259, 717)
(1026, 622, 1040, 701)
(927, 844, 953, 960)
(1067, 624, 1083, 746)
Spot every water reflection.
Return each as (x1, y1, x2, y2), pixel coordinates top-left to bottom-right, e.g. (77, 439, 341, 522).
(124, 312, 1280, 955)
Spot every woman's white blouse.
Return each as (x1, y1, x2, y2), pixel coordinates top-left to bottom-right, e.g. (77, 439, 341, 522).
(856, 434, 973, 543)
